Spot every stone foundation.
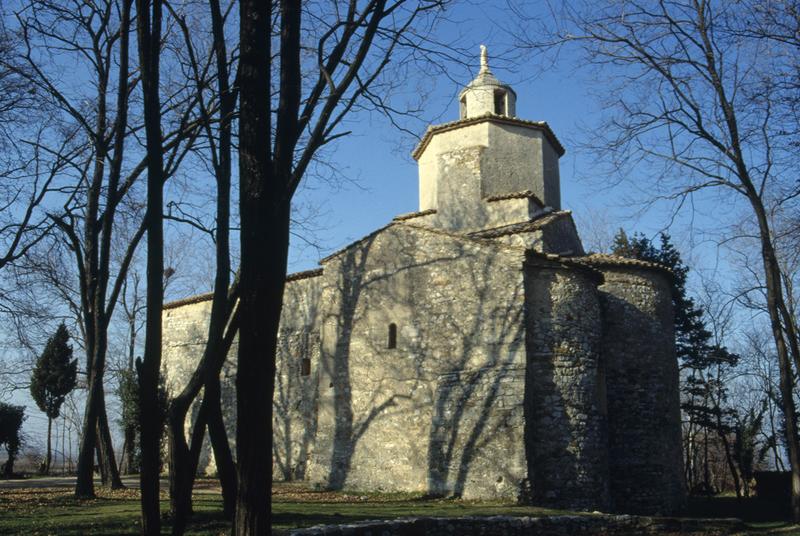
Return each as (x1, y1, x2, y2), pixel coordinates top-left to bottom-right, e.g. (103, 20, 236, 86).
(288, 515, 744, 536)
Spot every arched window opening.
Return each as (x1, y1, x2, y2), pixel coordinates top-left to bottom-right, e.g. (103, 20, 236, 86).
(494, 90, 506, 115)
(387, 323, 397, 349)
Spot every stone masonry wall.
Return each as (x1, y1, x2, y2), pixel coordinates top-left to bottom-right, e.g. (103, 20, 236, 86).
(162, 224, 686, 513)
(162, 298, 232, 474)
(162, 274, 322, 478)
(598, 266, 686, 514)
(273, 276, 323, 481)
(523, 257, 609, 511)
(309, 223, 529, 500)
(289, 515, 744, 536)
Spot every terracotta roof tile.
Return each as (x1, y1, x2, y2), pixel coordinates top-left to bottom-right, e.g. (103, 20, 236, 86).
(572, 253, 673, 276)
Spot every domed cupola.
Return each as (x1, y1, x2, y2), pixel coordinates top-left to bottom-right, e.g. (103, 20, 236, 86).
(458, 45, 516, 118)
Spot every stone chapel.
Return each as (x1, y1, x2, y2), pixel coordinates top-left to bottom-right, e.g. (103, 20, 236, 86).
(163, 47, 686, 515)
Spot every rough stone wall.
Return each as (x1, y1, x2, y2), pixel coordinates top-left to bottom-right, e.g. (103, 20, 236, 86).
(417, 123, 489, 212)
(162, 299, 232, 474)
(541, 133, 561, 210)
(161, 274, 322, 479)
(163, 299, 214, 397)
(288, 515, 744, 536)
(483, 197, 542, 229)
(161, 224, 685, 514)
(273, 276, 323, 481)
(474, 212, 584, 257)
(483, 123, 559, 210)
(434, 145, 487, 231)
(309, 223, 529, 500)
(417, 121, 562, 220)
(523, 258, 610, 510)
(598, 267, 685, 514)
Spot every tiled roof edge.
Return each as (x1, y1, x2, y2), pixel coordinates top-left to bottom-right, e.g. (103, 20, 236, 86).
(412, 114, 565, 160)
(393, 209, 437, 221)
(574, 254, 674, 276)
(164, 268, 324, 310)
(467, 210, 569, 239)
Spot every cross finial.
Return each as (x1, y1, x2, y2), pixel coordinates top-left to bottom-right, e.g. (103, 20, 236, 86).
(479, 45, 489, 73)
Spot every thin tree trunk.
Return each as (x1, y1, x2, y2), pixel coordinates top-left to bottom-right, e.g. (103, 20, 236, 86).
(206, 375, 236, 518)
(98, 389, 123, 488)
(71, 0, 133, 498)
(719, 431, 741, 499)
(164, 0, 236, 530)
(748, 198, 800, 521)
(168, 404, 204, 535)
(76, 375, 101, 496)
(96, 442, 107, 485)
(45, 417, 52, 475)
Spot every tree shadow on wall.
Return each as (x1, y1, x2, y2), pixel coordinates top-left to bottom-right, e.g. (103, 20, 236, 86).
(323, 227, 489, 491)
(522, 265, 604, 509)
(425, 250, 526, 499)
(273, 321, 320, 481)
(321, 223, 531, 498)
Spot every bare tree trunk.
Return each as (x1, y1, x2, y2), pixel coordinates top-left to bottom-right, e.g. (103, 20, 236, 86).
(206, 375, 236, 518)
(236, 1, 276, 532)
(45, 417, 52, 474)
(76, 372, 102, 496)
(98, 388, 123, 488)
(136, 0, 165, 533)
(756, 212, 800, 520)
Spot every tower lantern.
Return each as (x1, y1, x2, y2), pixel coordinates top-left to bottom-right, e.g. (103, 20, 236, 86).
(458, 45, 516, 119)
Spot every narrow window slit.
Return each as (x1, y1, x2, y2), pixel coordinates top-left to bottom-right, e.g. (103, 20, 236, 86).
(387, 323, 397, 349)
(494, 90, 506, 115)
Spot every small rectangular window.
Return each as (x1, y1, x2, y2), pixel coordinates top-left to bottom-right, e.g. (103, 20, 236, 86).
(301, 357, 311, 376)
(388, 323, 397, 349)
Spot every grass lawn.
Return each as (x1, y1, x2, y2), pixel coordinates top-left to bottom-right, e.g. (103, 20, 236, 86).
(0, 481, 797, 535)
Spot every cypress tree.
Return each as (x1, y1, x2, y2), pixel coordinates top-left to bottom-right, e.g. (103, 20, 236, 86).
(30, 323, 78, 474)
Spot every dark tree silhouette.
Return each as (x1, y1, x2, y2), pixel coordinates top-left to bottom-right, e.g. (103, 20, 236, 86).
(0, 402, 25, 476)
(135, 0, 166, 532)
(30, 323, 77, 474)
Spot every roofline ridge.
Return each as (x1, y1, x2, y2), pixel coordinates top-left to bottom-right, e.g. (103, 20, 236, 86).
(412, 114, 565, 160)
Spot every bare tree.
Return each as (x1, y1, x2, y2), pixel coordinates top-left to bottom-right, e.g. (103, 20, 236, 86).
(135, 0, 167, 532)
(0, 19, 63, 304)
(512, 0, 800, 519)
(235, 0, 456, 532)
(163, 1, 239, 531)
(6, 0, 202, 499)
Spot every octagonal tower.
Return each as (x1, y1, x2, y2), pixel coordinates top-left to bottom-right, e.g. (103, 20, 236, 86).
(413, 46, 564, 232)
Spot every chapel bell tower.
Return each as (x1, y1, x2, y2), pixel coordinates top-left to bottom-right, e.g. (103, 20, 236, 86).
(412, 46, 565, 232)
